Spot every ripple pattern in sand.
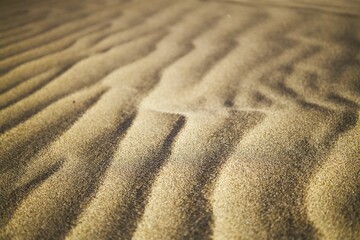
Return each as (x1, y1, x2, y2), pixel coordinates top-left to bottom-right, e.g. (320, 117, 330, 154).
(0, 0, 360, 239)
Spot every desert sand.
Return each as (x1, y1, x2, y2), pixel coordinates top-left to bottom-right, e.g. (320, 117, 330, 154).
(0, 0, 360, 239)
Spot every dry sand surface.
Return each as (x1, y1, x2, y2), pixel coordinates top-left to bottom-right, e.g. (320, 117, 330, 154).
(0, 0, 360, 239)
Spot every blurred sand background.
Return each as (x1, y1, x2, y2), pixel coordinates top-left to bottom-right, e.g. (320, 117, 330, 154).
(0, 0, 360, 239)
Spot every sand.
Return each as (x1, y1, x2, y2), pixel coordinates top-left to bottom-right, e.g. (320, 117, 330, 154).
(0, 0, 359, 239)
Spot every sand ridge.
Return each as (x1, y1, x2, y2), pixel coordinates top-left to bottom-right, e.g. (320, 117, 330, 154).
(0, 0, 360, 239)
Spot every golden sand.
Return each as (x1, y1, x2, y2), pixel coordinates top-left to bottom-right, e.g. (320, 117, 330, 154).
(0, 0, 359, 239)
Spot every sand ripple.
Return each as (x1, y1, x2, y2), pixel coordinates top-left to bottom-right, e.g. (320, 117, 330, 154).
(0, 0, 359, 239)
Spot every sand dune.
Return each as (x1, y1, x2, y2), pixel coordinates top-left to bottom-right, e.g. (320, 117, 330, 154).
(0, 0, 359, 239)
